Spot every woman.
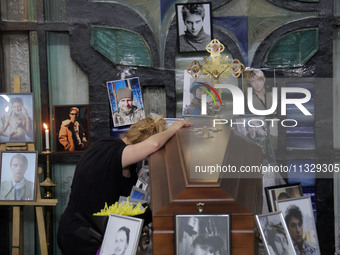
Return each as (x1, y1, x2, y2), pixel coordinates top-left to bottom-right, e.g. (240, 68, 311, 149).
(57, 116, 192, 254)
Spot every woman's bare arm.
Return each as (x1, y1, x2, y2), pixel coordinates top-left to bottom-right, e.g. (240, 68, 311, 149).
(121, 119, 192, 168)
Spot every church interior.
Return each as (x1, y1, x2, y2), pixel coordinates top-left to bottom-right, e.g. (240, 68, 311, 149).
(0, 0, 339, 254)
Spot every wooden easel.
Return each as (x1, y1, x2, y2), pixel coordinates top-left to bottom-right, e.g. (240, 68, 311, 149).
(0, 78, 58, 255)
(0, 146, 58, 255)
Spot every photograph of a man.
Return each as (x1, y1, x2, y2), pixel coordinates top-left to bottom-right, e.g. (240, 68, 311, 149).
(0, 94, 34, 143)
(0, 152, 37, 201)
(54, 105, 89, 153)
(100, 214, 143, 255)
(176, 214, 230, 255)
(107, 77, 145, 127)
(59, 107, 88, 152)
(176, 3, 212, 52)
(284, 205, 318, 255)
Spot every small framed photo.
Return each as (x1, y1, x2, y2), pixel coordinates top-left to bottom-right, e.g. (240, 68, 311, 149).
(100, 214, 144, 255)
(118, 196, 147, 208)
(130, 186, 147, 201)
(136, 179, 148, 191)
(234, 115, 276, 164)
(182, 71, 218, 116)
(106, 77, 145, 127)
(0, 93, 34, 143)
(176, 2, 212, 53)
(256, 212, 297, 255)
(175, 213, 231, 255)
(265, 183, 303, 212)
(0, 151, 38, 201)
(53, 105, 90, 153)
(276, 196, 320, 255)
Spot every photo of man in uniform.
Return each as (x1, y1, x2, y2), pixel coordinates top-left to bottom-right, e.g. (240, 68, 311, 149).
(0, 153, 35, 201)
(113, 87, 145, 127)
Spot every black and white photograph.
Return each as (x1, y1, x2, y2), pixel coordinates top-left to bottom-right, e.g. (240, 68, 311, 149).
(276, 196, 320, 255)
(100, 214, 144, 255)
(54, 105, 90, 153)
(175, 214, 231, 255)
(107, 77, 145, 127)
(256, 212, 297, 255)
(0, 93, 34, 143)
(0, 151, 37, 201)
(234, 116, 276, 164)
(265, 183, 303, 212)
(176, 2, 212, 53)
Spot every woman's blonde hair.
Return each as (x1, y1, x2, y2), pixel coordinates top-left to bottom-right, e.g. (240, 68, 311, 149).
(125, 116, 167, 144)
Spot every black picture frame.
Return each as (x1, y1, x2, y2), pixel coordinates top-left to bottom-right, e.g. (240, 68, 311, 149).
(0, 151, 38, 201)
(265, 182, 303, 212)
(176, 2, 213, 53)
(53, 104, 90, 153)
(174, 213, 231, 255)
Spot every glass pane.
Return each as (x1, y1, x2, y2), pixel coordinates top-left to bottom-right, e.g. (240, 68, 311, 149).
(285, 83, 315, 149)
(0, 0, 35, 21)
(2, 33, 31, 92)
(47, 32, 89, 150)
(336, 0, 340, 16)
(29, 31, 43, 151)
(264, 29, 319, 68)
(44, 0, 67, 22)
(90, 27, 152, 67)
(334, 28, 340, 148)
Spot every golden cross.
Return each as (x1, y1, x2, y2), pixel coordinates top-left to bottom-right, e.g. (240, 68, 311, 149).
(187, 39, 245, 84)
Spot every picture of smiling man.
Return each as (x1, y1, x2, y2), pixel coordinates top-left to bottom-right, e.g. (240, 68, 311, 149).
(178, 3, 212, 52)
(0, 153, 34, 200)
(113, 87, 145, 127)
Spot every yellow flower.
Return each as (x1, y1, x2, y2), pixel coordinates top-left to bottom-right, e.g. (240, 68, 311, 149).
(93, 197, 147, 216)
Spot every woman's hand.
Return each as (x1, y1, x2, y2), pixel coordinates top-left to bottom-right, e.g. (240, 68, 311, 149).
(168, 119, 193, 132)
(122, 119, 192, 168)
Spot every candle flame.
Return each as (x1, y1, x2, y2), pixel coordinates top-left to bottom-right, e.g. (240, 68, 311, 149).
(43, 123, 48, 130)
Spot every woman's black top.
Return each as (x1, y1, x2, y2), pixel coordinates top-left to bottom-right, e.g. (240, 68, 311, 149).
(57, 137, 137, 255)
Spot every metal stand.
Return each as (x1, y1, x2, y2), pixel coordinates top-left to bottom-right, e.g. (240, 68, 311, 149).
(40, 149, 57, 255)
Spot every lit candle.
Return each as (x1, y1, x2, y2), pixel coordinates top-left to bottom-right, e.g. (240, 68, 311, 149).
(43, 123, 50, 150)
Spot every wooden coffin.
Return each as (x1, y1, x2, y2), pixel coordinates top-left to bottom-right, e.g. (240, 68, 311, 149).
(149, 118, 263, 255)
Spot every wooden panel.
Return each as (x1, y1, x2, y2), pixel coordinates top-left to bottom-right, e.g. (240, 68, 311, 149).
(149, 149, 171, 214)
(165, 135, 187, 200)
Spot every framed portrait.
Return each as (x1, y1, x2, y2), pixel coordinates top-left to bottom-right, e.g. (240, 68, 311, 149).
(0, 151, 38, 201)
(265, 183, 303, 212)
(176, 2, 212, 53)
(276, 196, 320, 255)
(256, 212, 297, 255)
(106, 77, 145, 127)
(175, 213, 231, 255)
(182, 71, 219, 116)
(0, 93, 34, 143)
(130, 186, 147, 201)
(53, 104, 90, 153)
(234, 115, 276, 164)
(100, 213, 144, 255)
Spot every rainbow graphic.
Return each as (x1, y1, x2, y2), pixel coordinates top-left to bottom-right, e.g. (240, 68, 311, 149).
(192, 82, 224, 111)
